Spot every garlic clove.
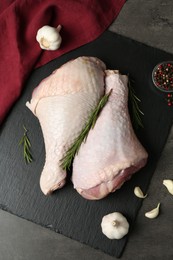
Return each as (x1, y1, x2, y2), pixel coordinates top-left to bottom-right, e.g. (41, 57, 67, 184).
(101, 212, 129, 240)
(134, 186, 147, 198)
(163, 179, 173, 195)
(145, 203, 160, 219)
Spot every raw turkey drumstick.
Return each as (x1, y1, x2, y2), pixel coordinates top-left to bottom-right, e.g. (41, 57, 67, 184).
(26, 56, 105, 195)
(72, 70, 148, 200)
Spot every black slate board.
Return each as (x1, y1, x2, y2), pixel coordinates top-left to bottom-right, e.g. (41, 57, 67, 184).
(1, 31, 173, 258)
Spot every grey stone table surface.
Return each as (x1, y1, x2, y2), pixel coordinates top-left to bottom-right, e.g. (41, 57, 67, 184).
(1, 1, 173, 259)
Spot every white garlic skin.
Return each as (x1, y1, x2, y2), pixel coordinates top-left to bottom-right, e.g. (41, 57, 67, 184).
(36, 25, 62, 51)
(101, 212, 129, 239)
(134, 186, 147, 198)
(163, 179, 173, 195)
(145, 203, 160, 219)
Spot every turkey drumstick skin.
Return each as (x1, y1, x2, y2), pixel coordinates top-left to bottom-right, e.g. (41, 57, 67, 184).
(26, 57, 105, 195)
(72, 70, 148, 200)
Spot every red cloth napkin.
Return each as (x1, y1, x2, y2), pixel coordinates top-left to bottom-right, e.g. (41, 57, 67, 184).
(0, 0, 125, 124)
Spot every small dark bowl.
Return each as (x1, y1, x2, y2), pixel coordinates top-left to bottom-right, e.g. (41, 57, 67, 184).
(152, 61, 173, 93)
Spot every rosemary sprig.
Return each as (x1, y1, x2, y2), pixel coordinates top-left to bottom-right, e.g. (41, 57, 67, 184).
(128, 76, 144, 128)
(60, 89, 112, 170)
(19, 125, 33, 164)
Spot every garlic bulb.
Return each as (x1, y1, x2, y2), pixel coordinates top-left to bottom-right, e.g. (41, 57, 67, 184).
(101, 212, 129, 239)
(145, 203, 160, 219)
(163, 179, 173, 195)
(36, 25, 62, 50)
(134, 186, 147, 198)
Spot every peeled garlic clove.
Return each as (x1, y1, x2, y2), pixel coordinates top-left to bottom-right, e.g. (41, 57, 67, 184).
(163, 179, 173, 195)
(145, 203, 160, 219)
(134, 186, 147, 198)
